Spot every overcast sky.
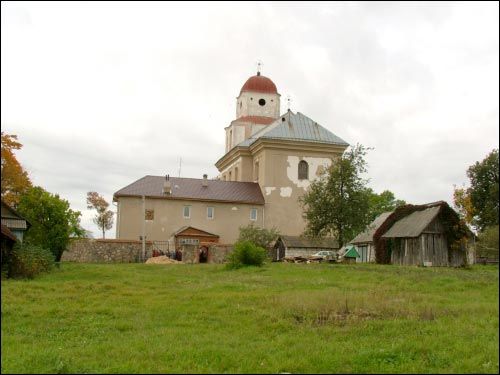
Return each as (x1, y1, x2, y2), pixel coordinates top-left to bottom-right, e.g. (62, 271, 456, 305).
(2, 1, 499, 238)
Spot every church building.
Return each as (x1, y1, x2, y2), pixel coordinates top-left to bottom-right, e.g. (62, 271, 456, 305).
(113, 71, 349, 249)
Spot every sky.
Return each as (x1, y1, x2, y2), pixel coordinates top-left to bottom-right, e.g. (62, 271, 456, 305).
(2, 1, 499, 238)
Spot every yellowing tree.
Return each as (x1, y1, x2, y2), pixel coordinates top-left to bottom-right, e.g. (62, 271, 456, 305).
(1, 132, 32, 207)
(86, 192, 114, 239)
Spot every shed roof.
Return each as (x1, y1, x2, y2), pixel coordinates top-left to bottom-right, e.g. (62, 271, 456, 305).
(237, 111, 349, 147)
(114, 176, 265, 205)
(350, 211, 393, 244)
(381, 206, 441, 238)
(278, 235, 339, 249)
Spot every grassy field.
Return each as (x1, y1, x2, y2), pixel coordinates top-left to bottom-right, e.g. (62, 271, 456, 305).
(1, 262, 498, 374)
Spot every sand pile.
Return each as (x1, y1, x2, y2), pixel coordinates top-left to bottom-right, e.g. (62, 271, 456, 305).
(145, 256, 181, 264)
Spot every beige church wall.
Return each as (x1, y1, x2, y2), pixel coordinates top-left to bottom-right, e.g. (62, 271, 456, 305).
(116, 196, 264, 245)
(237, 92, 280, 119)
(258, 148, 341, 237)
(218, 155, 253, 182)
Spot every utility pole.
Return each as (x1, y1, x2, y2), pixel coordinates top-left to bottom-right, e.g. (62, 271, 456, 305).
(142, 195, 146, 261)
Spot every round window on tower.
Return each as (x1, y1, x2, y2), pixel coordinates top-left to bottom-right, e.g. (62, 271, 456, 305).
(259, 98, 266, 106)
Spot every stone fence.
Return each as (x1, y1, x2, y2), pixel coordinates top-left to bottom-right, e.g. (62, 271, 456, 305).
(181, 244, 233, 264)
(61, 239, 153, 263)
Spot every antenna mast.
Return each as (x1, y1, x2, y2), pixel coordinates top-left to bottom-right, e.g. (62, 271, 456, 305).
(178, 157, 182, 177)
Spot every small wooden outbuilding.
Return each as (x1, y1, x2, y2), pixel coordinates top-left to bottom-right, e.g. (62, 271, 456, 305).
(378, 201, 474, 266)
(273, 235, 339, 261)
(350, 211, 393, 262)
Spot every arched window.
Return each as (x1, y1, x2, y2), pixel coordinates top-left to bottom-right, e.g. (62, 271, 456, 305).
(298, 160, 308, 180)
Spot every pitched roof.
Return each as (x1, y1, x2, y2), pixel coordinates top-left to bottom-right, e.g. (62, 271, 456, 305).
(381, 206, 441, 238)
(173, 226, 219, 238)
(350, 212, 393, 244)
(114, 176, 265, 205)
(1, 224, 17, 242)
(237, 111, 349, 147)
(344, 246, 360, 258)
(278, 235, 339, 249)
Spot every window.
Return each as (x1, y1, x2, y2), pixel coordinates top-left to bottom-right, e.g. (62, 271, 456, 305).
(234, 167, 238, 181)
(254, 161, 259, 182)
(207, 206, 214, 220)
(145, 209, 154, 221)
(229, 171, 232, 181)
(250, 208, 258, 221)
(258, 98, 266, 106)
(183, 206, 191, 219)
(298, 160, 309, 180)
(179, 238, 199, 245)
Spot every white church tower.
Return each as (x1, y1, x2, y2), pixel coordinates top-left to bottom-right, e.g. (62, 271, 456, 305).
(225, 70, 281, 152)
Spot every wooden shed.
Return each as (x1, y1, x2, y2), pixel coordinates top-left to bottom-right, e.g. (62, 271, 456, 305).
(273, 235, 339, 261)
(375, 201, 475, 267)
(350, 211, 393, 262)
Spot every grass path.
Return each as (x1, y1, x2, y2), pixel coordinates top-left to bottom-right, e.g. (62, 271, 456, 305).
(1, 263, 498, 373)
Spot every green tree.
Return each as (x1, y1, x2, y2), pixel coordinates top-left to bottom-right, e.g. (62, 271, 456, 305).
(300, 143, 371, 247)
(366, 189, 406, 222)
(467, 149, 499, 231)
(476, 225, 499, 261)
(17, 187, 84, 261)
(86, 192, 114, 239)
(238, 224, 279, 250)
(1, 132, 32, 207)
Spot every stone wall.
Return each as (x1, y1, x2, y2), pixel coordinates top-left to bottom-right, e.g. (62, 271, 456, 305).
(61, 239, 153, 263)
(181, 244, 233, 264)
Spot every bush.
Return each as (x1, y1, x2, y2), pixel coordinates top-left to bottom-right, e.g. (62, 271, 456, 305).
(238, 224, 279, 250)
(226, 240, 268, 269)
(8, 243, 55, 279)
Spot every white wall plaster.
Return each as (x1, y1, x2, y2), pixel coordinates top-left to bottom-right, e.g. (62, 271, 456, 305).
(264, 187, 276, 196)
(286, 156, 332, 189)
(280, 187, 292, 197)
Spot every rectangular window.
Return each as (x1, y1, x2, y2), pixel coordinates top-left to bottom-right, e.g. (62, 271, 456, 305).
(250, 208, 258, 221)
(145, 209, 154, 221)
(183, 205, 191, 219)
(207, 206, 214, 220)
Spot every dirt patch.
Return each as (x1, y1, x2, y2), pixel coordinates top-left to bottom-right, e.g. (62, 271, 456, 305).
(145, 256, 181, 265)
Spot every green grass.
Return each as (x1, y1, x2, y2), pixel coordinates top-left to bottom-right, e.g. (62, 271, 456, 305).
(1, 263, 498, 374)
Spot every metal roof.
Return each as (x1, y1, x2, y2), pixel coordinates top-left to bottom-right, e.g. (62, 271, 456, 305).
(114, 176, 265, 205)
(278, 235, 339, 249)
(381, 206, 441, 238)
(350, 211, 393, 244)
(1, 218, 28, 230)
(237, 111, 349, 147)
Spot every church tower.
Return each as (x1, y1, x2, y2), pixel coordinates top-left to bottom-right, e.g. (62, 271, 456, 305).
(225, 71, 280, 153)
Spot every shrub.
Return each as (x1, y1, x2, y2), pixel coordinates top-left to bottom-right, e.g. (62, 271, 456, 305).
(226, 240, 268, 269)
(8, 243, 55, 279)
(238, 224, 279, 250)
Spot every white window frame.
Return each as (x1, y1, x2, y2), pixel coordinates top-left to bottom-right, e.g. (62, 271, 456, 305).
(207, 206, 214, 220)
(250, 208, 258, 221)
(183, 205, 191, 219)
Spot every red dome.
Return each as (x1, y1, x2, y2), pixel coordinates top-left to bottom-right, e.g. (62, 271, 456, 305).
(240, 74, 278, 94)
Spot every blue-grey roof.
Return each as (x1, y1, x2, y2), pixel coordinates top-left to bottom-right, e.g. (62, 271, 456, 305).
(381, 206, 441, 238)
(237, 111, 349, 147)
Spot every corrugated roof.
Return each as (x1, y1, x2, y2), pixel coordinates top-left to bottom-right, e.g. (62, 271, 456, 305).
(279, 235, 339, 249)
(350, 212, 393, 244)
(1, 218, 28, 230)
(237, 111, 349, 147)
(381, 206, 441, 238)
(114, 176, 265, 205)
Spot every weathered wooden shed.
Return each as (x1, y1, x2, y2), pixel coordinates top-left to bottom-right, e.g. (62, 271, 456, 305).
(273, 235, 339, 261)
(375, 201, 475, 267)
(350, 211, 393, 262)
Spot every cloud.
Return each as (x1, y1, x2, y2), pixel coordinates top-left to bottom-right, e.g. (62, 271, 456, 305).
(2, 1, 498, 237)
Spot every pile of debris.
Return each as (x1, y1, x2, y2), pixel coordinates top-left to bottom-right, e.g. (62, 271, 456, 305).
(145, 256, 181, 264)
(282, 256, 333, 264)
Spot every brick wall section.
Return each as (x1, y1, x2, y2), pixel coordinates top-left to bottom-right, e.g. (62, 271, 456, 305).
(61, 239, 153, 263)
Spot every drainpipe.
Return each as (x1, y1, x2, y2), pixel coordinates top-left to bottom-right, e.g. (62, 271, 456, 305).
(142, 195, 146, 261)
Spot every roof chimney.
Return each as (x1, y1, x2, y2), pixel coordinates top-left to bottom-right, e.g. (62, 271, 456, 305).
(163, 174, 172, 195)
(202, 174, 208, 187)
